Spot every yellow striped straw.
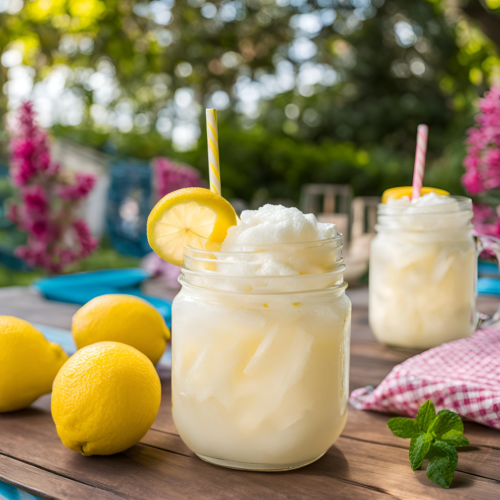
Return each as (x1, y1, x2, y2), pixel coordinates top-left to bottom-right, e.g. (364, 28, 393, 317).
(206, 108, 221, 195)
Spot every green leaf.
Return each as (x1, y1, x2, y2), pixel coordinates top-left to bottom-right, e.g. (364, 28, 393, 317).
(426, 441, 458, 489)
(409, 433, 432, 470)
(429, 410, 463, 438)
(416, 400, 436, 432)
(440, 430, 470, 448)
(387, 418, 422, 439)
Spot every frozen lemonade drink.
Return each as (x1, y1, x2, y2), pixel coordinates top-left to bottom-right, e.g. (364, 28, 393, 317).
(148, 191, 351, 471)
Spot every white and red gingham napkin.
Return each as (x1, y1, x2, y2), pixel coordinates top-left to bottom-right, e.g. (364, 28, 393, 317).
(349, 328, 500, 429)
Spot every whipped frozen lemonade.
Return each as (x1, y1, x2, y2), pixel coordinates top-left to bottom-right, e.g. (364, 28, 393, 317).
(369, 192, 476, 349)
(170, 205, 351, 470)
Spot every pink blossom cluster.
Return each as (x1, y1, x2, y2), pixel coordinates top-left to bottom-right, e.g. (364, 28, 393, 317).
(142, 157, 203, 287)
(8, 101, 98, 273)
(463, 87, 500, 238)
(154, 157, 203, 198)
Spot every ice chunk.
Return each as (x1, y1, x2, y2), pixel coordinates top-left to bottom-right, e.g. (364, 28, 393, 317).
(186, 332, 247, 406)
(235, 322, 314, 431)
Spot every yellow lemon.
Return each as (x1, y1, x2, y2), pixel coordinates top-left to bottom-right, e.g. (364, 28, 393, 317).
(52, 341, 161, 456)
(381, 186, 449, 204)
(0, 316, 68, 413)
(147, 187, 238, 266)
(72, 294, 169, 365)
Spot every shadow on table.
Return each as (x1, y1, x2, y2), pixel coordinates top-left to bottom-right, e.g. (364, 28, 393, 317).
(299, 446, 349, 479)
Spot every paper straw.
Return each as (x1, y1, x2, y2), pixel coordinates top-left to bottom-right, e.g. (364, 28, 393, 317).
(412, 124, 428, 200)
(206, 109, 221, 195)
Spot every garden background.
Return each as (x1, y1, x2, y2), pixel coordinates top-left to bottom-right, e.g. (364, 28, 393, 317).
(1, 0, 500, 284)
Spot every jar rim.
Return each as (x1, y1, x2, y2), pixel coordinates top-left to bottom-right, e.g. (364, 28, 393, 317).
(184, 233, 343, 257)
(178, 274, 348, 297)
(180, 263, 346, 281)
(377, 195, 472, 216)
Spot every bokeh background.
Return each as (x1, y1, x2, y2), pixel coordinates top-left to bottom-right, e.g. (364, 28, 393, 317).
(1, 0, 500, 286)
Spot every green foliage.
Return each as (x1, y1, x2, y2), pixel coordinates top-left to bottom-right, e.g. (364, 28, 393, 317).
(409, 433, 432, 470)
(416, 399, 437, 432)
(426, 441, 459, 489)
(387, 400, 470, 489)
(1, 1, 499, 201)
(429, 409, 464, 437)
(386, 417, 421, 438)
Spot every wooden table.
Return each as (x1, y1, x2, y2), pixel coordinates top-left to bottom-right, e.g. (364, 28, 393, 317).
(0, 286, 499, 500)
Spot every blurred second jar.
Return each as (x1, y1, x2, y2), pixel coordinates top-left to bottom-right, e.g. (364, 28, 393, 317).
(369, 190, 477, 349)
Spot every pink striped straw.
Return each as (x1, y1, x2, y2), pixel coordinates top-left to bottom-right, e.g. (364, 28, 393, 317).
(412, 124, 428, 200)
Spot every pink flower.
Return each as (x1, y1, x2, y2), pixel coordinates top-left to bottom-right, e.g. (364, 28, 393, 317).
(8, 204, 18, 223)
(462, 168, 484, 194)
(29, 220, 50, 241)
(10, 104, 54, 186)
(141, 252, 181, 289)
(473, 203, 495, 224)
(486, 149, 500, 170)
(73, 219, 98, 257)
(58, 173, 96, 200)
(154, 157, 203, 198)
(21, 185, 49, 215)
(9, 101, 97, 273)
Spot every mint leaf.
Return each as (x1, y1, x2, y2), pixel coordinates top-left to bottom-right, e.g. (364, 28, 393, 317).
(416, 400, 436, 432)
(440, 430, 470, 448)
(409, 433, 432, 470)
(429, 409, 463, 438)
(387, 418, 422, 439)
(387, 401, 468, 489)
(426, 441, 458, 489)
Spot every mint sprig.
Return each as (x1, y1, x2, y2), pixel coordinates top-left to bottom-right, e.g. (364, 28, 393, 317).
(387, 400, 469, 488)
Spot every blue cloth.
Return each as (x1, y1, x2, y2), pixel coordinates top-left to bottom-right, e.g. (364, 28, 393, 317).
(478, 261, 500, 276)
(478, 277, 500, 296)
(35, 269, 172, 328)
(0, 481, 42, 500)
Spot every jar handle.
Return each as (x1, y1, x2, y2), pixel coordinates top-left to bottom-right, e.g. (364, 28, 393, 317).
(476, 234, 500, 328)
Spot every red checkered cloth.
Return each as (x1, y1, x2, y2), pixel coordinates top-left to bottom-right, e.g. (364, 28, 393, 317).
(349, 327, 500, 429)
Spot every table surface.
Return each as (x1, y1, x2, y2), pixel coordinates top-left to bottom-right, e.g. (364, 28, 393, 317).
(0, 285, 499, 500)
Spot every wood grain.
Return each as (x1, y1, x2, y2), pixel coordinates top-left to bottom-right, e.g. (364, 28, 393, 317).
(0, 454, 124, 500)
(0, 285, 499, 500)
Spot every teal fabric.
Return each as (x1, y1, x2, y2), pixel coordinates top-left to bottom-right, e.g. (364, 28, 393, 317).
(478, 261, 499, 276)
(0, 481, 42, 500)
(34, 268, 172, 327)
(478, 277, 500, 296)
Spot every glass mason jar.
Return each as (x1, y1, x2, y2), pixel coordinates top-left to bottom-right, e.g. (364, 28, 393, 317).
(369, 196, 483, 349)
(171, 236, 351, 471)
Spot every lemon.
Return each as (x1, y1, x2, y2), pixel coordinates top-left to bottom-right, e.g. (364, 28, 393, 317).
(72, 294, 170, 365)
(147, 187, 238, 266)
(381, 186, 449, 204)
(52, 341, 161, 456)
(0, 316, 68, 413)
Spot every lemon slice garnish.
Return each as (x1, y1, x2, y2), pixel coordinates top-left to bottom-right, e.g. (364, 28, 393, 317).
(147, 187, 238, 266)
(381, 186, 450, 204)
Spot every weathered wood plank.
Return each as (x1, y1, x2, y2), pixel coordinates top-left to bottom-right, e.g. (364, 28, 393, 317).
(0, 454, 124, 500)
(0, 404, 391, 500)
(323, 437, 499, 500)
(342, 409, 500, 482)
(1, 286, 499, 500)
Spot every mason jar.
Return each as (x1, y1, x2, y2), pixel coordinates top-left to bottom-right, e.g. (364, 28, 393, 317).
(171, 236, 351, 471)
(369, 196, 480, 349)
